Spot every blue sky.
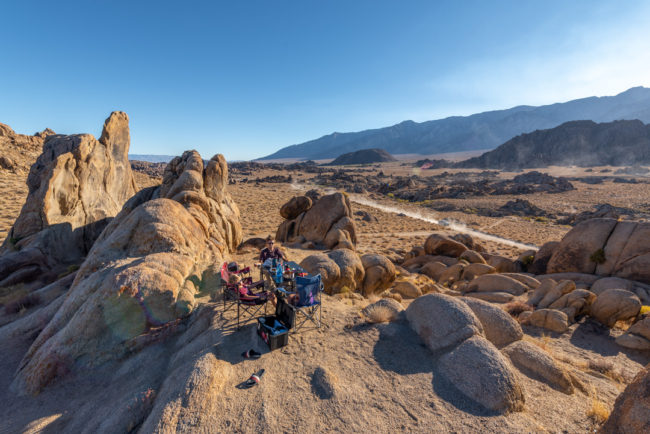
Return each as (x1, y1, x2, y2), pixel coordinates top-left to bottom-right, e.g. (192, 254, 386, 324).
(2, 0, 650, 160)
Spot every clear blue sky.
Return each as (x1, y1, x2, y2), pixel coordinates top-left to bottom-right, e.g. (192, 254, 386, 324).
(2, 0, 649, 160)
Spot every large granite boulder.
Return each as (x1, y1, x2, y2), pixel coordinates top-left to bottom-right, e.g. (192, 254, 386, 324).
(327, 249, 365, 292)
(547, 218, 650, 284)
(462, 274, 530, 296)
(437, 336, 525, 413)
(0, 112, 137, 288)
(276, 192, 356, 250)
(280, 195, 312, 220)
(424, 233, 468, 257)
(406, 293, 483, 352)
(600, 364, 650, 433)
(502, 340, 574, 394)
(590, 288, 641, 327)
(526, 309, 570, 333)
(299, 250, 365, 294)
(461, 298, 523, 348)
(11, 151, 241, 395)
(360, 254, 396, 296)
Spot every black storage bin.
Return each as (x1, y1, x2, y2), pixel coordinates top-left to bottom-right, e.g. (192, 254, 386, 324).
(257, 298, 294, 351)
(257, 316, 289, 350)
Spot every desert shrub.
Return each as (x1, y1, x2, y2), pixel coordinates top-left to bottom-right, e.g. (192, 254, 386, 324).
(505, 301, 534, 318)
(363, 304, 398, 323)
(590, 248, 606, 264)
(521, 255, 535, 267)
(58, 263, 81, 279)
(4, 293, 41, 315)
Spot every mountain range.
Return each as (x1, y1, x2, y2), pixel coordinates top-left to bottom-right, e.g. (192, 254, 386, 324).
(260, 86, 650, 160)
(456, 119, 650, 169)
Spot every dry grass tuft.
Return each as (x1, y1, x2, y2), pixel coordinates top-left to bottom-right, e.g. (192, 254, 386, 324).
(524, 333, 552, 353)
(586, 386, 610, 424)
(4, 292, 41, 315)
(587, 359, 626, 383)
(363, 304, 398, 324)
(505, 301, 534, 318)
(0, 284, 42, 315)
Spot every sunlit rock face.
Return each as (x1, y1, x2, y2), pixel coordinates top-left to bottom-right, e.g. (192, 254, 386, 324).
(12, 150, 242, 395)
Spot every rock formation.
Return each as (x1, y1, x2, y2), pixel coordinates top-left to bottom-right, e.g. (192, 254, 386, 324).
(406, 294, 525, 413)
(11, 150, 241, 395)
(0, 112, 137, 289)
(546, 218, 650, 284)
(276, 192, 357, 250)
(601, 364, 650, 433)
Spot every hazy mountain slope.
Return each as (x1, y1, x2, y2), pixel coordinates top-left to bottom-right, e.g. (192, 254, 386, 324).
(260, 87, 650, 160)
(456, 119, 650, 169)
(326, 148, 397, 165)
(129, 154, 176, 163)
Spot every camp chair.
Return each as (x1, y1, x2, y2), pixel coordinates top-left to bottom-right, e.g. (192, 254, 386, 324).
(220, 262, 252, 312)
(220, 262, 268, 328)
(277, 274, 323, 332)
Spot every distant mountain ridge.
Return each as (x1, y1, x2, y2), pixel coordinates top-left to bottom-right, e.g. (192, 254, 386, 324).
(325, 148, 397, 165)
(456, 119, 650, 169)
(260, 86, 650, 160)
(129, 154, 176, 163)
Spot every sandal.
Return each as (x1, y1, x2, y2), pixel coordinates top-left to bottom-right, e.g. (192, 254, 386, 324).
(242, 349, 262, 359)
(244, 369, 265, 388)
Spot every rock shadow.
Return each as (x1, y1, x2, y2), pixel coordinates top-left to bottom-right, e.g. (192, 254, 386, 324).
(371, 321, 431, 375)
(370, 320, 499, 416)
(431, 364, 500, 417)
(569, 319, 650, 364)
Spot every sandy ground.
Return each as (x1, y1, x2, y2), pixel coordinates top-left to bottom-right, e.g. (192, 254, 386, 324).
(1, 281, 646, 433)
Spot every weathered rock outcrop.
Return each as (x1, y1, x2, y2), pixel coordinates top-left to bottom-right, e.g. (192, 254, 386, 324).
(547, 218, 650, 284)
(526, 309, 570, 333)
(0, 112, 137, 288)
(437, 336, 525, 413)
(590, 288, 641, 328)
(502, 340, 574, 394)
(11, 150, 241, 395)
(276, 193, 357, 250)
(616, 316, 650, 350)
(600, 364, 650, 434)
(424, 233, 468, 257)
(360, 254, 396, 296)
(406, 294, 484, 352)
(461, 297, 523, 348)
(299, 249, 365, 294)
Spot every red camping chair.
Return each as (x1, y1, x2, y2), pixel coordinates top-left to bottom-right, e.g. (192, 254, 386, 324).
(220, 262, 270, 329)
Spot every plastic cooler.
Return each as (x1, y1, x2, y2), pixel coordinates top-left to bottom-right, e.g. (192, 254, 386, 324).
(256, 297, 295, 350)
